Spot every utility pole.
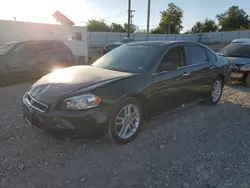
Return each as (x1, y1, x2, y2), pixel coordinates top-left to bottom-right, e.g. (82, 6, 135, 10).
(127, 0, 131, 38)
(168, 19, 170, 34)
(130, 10, 135, 34)
(146, 0, 151, 40)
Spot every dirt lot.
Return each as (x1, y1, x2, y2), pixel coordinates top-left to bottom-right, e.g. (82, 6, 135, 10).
(0, 82, 250, 188)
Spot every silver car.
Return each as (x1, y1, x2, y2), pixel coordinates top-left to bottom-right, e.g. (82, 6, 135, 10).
(219, 38, 250, 84)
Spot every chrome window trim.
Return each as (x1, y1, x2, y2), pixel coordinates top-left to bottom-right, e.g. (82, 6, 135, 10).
(152, 61, 209, 76)
(25, 93, 48, 113)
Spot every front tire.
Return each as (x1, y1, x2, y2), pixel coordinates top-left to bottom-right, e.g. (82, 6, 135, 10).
(107, 98, 143, 144)
(206, 76, 223, 105)
(242, 72, 250, 86)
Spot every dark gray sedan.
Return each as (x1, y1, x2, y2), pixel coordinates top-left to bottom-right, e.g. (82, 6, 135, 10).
(22, 41, 229, 144)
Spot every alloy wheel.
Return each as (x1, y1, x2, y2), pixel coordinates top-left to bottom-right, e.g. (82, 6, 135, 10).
(115, 104, 140, 139)
(211, 80, 222, 102)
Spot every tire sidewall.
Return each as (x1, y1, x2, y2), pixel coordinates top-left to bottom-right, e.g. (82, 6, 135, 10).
(208, 77, 223, 104)
(109, 98, 143, 144)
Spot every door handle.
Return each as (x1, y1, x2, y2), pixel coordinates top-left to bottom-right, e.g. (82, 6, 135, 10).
(182, 72, 190, 76)
(209, 65, 215, 70)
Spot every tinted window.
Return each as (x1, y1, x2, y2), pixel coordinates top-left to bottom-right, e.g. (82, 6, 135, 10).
(156, 46, 185, 73)
(185, 45, 208, 65)
(92, 44, 164, 73)
(18, 43, 38, 56)
(39, 43, 63, 51)
(219, 44, 250, 58)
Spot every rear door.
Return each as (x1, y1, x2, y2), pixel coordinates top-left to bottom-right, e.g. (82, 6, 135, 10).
(146, 45, 200, 116)
(8, 43, 38, 79)
(184, 45, 215, 98)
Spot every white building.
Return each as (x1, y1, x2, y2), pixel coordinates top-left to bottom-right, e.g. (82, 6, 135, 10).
(0, 20, 88, 63)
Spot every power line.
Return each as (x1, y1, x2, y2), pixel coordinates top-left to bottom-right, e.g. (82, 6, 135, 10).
(74, 11, 127, 24)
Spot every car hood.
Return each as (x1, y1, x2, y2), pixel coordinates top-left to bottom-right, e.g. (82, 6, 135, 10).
(29, 65, 132, 103)
(227, 57, 250, 65)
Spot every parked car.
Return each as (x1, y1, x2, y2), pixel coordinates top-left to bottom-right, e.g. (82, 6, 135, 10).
(0, 40, 75, 86)
(218, 38, 250, 84)
(103, 38, 135, 54)
(22, 41, 229, 144)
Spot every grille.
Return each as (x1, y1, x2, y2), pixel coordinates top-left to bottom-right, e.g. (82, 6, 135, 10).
(25, 93, 48, 112)
(229, 64, 241, 71)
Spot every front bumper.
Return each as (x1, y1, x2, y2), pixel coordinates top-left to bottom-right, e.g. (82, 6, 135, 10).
(229, 64, 249, 80)
(22, 94, 109, 138)
(230, 71, 245, 80)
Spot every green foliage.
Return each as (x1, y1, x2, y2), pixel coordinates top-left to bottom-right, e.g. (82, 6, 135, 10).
(216, 6, 250, 31)
(87, 20, 111, 32)
(151, 3, 184, 34)
(87, 5, 250, 34)
(111, 23, 126, 32)
(123, 23, 138, 33)
(87, 20, 137, 33)
(187, 19, 218, 34)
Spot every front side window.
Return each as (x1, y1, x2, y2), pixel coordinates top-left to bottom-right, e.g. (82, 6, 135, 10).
(18, 43, 38, 56)
(185, 45, 208, 65)
(156, 46, 185, 73)
(92, 44, 164, 73)
(219, 43, 250, 58)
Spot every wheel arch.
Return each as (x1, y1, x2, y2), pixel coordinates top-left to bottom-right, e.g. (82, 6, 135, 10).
(126, 93, 149, 120)
(217, 74, 225, 85)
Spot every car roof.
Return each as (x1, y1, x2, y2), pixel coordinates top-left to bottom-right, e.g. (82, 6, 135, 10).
(126, 40, 205, 47)
(231, 38, 250, 44)
(5, 39, 62, 44)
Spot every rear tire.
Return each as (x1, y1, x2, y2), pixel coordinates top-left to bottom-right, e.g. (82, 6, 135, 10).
(206, 76, 223, 105)
(107, 98, 143, 144)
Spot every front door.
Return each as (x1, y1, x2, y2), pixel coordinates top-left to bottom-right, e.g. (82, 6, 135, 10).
(145, 45, 199, 116)
(8, 43, 38, 79)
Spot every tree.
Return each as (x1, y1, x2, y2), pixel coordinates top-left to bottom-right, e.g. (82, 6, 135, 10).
(216, 6, 250, 31)
(188, 19, 218, 33)
(151, 3, 184, 34)
(87, 20, 111, 32)
(135, 29, 147, 33)
(123, 23, 138, 33)
(110, 23, 126, 32)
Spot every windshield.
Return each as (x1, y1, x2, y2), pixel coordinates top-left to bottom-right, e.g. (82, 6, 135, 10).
(92, 44, 162, 73)
(0, 42, 16, 55)
(219, 43, 250, 58)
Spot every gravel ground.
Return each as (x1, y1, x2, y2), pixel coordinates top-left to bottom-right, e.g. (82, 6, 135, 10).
(0, 81, 250, 188)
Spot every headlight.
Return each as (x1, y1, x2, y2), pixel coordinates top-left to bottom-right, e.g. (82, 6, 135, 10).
(64, 94, 101, 110)
(240, 64, 250, 71)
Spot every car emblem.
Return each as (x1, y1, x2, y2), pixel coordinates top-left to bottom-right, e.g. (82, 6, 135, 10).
(30, 99, 34, 104)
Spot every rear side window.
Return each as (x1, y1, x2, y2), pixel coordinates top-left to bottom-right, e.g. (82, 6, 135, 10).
(38, 43, 64, 51)
(185, 45, 208, 65)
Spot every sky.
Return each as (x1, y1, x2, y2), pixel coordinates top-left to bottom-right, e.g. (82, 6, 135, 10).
(0, 0, 250, 32)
